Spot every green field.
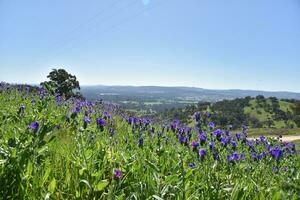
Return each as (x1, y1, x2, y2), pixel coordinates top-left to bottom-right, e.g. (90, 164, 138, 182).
(0, 86, 300, 199)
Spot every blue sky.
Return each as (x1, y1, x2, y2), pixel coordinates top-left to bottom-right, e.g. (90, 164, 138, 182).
(0, 0, 299, 92)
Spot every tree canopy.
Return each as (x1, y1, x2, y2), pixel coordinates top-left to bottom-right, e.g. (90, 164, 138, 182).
(41, 68, 81, 98)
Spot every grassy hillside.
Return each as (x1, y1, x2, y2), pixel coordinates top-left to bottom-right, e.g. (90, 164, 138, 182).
(160, 96, 300, 131)
(1, 84, 300, 199)
(244, 99, 296, 129)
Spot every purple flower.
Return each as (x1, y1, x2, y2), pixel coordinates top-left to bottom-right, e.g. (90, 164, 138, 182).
(214, 129, 222, 137)
(198, 134, 207, 144)
(114, 169, 122, 179)
(178, 135, 183, 143)
(208, 122, 215, 129)
(96, 118, 106, 126)
(251, 152, 257, 159)
(28, 121, 39, 131)
(84, 110, 92, 116)
(213, 152, 220, 160)
(206, 112, 211, 118)
(257, 154, 263, 160)
(194, 112, 200, 121)
(220, 137, 228, 146)
(109, 128, 115, 136)
(183, 136, 189, 144)
(227, 152, 243, 162)
(71, 107, 81, 113)
(209, 141, 215, 150)
(199, 148, 206, 158)
(231, 141, 237, 148)
(128, 117, 137, 125)
(185, 127, 192, 134)
(170, 120, 179, 131)
(103, 111, 109, 117)
(259, 136, 266, 142)
(270, 148, 282, 159)
(235, 133, 241, 140)
(84, 116, 91, 124)
(191, 141, 199, 150)
(242, 125, 248, 132)
(138, 138, 144, 147)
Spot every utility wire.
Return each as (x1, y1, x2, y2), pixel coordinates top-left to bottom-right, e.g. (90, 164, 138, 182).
(39, 0, 171, 65)
(38, 0, 139, 64)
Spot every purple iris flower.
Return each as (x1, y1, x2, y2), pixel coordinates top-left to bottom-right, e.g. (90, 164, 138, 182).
(178, 135, 184, 143)
(191, 141, 199, 151)
(288, 143, 295, 151)
(171, 120, 179, 131)
(259, 136, 266, 142)
(199, 134, 207, 144)
(257, 154, 263, 160)
(227, 152, 242, 162)
(84, 116, 91, 124)
(199, 148, 206, 158)
(109, 128, 115, 136)
(221, 137, 228, 146)
(214, 129, 222, 137)
(71, 107, 81, 113)
(270, 148, 282, 159)
(206, 112, 211, 118)
(242, 125, 248, 132)
(114, 169, 122, 179)
(185, 127, 192, 134)
(28, 121, 39, 131)
(235, 133, 241, 140)
(213, 152, 220, 160)
(103, 111, 109, 117)
(138, 138, 144, 147)
(84, 109, 92, 116)
(266, 144, 271, 151)
(183, 136, 189, 144)
(209, 141, 215, 150)
(208, 122, 215, 129)
(96, 118, 106, 126)
(194, 112, 200, 121)
(128, 117, 137, 125)
(231, 141, 237, 148)
(251, 152, 257, 159)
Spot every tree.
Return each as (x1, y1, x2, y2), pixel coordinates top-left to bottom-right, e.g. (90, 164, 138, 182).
(293, 102, 300, 115)
(41, 69, 80, 98)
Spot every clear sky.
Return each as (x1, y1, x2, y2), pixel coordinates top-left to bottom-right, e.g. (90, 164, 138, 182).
(0, 0, 299, 92)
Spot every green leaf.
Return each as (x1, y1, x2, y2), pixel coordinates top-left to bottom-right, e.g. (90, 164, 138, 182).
(95, 180, 109, 191)
(145, 159, 160, 172)
(152, 195, 164, 200)
(48, 178, 56, 193)
(80, 179, 91, 189)
(76, 191, 80, 198)
(26, 161, 33, 177)
(0, 159, 7, 165)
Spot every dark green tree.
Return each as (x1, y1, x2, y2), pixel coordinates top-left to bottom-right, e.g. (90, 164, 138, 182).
(41, 68, 81, 98)
(293, 102, 300, 115)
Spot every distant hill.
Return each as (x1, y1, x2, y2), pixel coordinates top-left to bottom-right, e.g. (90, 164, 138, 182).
(80, 86, 300, 113)
(81, 85, 300, 102)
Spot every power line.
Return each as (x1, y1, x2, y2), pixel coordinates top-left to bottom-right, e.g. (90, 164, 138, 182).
(37, 0, 139, 64)
(40, 0, 171, 63)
